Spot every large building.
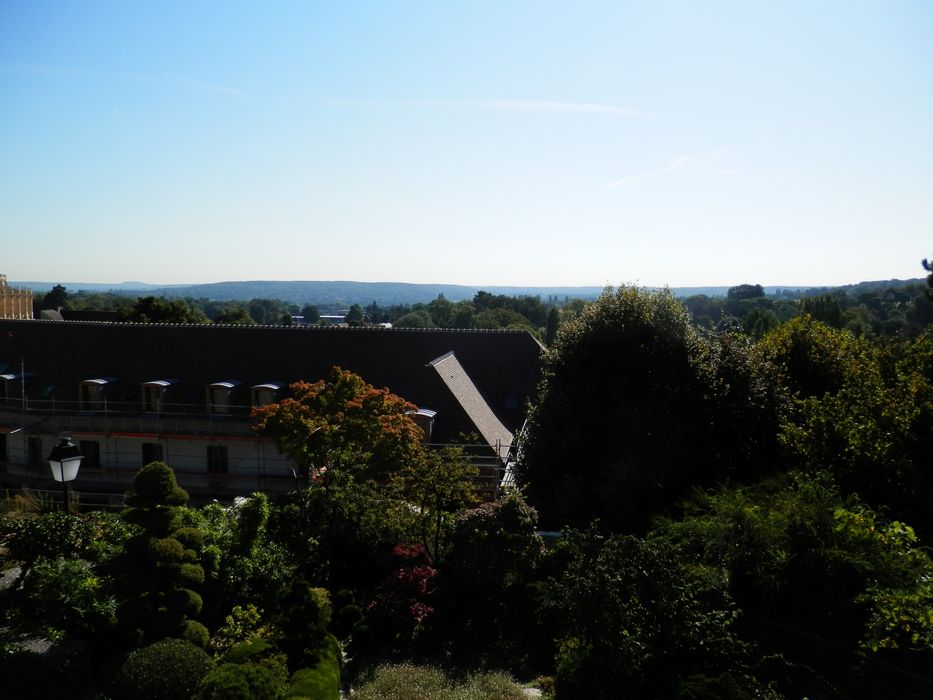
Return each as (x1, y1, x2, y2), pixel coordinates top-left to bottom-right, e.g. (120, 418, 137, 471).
(0, 275, 33, 320)
(0, 319, 542, 500)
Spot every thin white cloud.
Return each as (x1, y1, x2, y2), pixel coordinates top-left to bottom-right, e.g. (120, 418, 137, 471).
(465, 99, 650, 117)
(606, 174, 648, 189)
(322, 97, 656, 118)
(0, 64, 245, 97)
(605, 155, 691, 190)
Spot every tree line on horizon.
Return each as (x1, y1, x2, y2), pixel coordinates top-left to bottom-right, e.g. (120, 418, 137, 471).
(33, 263, 933, 343)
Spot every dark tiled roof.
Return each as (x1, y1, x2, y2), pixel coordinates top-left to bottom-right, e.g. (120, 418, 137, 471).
(0, 320, 542, 439)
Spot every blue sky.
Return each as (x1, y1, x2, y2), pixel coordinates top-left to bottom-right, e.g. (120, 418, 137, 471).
(1, 1, 931, 287)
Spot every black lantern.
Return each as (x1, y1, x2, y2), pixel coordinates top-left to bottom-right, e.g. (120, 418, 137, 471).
(48, 436, 83, 513)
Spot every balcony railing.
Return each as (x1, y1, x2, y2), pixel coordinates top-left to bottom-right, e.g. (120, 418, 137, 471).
(0, 397, 258, 438)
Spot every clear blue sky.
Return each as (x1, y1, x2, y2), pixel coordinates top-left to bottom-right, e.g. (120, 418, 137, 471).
(2, 1, 931, 288)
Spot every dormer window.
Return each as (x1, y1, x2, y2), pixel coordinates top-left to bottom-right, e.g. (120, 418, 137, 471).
(80, 377, 118, 410)
(207, 381, 240, 414)
(251, 382, 285, 408)
(408, 408, 437, 442)
(142, 379, 179, 413)
(0, 372, 32, 402)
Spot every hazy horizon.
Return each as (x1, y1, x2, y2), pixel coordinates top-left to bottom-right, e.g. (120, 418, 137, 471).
(11, 275, 924, 296)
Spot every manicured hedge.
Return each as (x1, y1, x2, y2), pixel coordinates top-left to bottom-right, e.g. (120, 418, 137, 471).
(113, 638, 215, 700)
(284, 633, 341, 700)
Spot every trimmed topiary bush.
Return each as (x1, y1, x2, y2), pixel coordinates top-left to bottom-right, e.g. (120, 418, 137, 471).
(196, 663, 281, 700)
(114, 638, 215, 700)
(276, 582, 333, 664)
(284, 633, 341, 699)
(112, 462, 207, 647)
(182, 619, 211, 648)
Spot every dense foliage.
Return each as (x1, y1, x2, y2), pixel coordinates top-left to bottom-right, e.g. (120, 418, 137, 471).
(5, 267, 933, 698)
(518, 286, 781, 532)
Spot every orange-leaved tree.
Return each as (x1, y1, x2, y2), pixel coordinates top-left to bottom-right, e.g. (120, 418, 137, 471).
(253, 366, 426, 484)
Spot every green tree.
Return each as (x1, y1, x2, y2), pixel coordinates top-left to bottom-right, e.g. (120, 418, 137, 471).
(741, 306, 778, 339)
(345, 304, 365, 326)
(798, 293, 843, 328)
(727, 283, 764, 300)
(548, 530, 752, 699)
(759, 317, 933, 532)
(213, 306, 256, 325)
(923, 257, 932, 299)
(391, 445, 479, 563)
(544, 307, 560, 345)
(393, 310, 435, 328)
(42, 284, 70, 310)
(118, 296, 209, 324)
(450, 301, 476, 328)
(300, 304, 321, 324)
(657, 472, 933, 698)
(517, 286, 781, 532)
(427, 295, 454, 328)
(247, 298, 287, 325)
(440, 492, 547, 668)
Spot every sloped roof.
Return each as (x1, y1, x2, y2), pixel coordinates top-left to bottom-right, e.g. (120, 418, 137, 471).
(0, 320, 542, 439)
(426, 352, 513, 461)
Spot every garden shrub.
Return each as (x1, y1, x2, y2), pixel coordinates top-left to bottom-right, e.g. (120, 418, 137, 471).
(20, 557, 117, 637)
(196, 663, 281, 700)
(209, 603, 276, 656)
(284, 633, 341, 699)
(352, 663, 527, 700)
(182, 619, 211, 648)
(441, 492, 547, 668)
(276, 582, 332, 663)
(223, 637, 289, 688)
(114, 638, 215, 700)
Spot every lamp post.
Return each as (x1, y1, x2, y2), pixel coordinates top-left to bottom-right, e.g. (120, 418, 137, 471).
(48, 436, 83, 514)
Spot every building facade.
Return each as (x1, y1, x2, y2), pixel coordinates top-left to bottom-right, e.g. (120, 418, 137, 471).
(0, 319, 542, 500)
(0, 275, 33, 320)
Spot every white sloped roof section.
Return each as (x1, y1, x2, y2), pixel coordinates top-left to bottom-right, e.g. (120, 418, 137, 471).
(428, 352, 513, 462)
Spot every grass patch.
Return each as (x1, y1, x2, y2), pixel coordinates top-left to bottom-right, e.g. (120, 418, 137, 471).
(351, 663, 526, 700)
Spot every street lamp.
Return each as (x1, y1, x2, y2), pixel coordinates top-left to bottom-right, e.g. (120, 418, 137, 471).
(48, 436, 83, 513)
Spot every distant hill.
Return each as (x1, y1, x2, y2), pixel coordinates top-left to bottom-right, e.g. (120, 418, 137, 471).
(15, 281, 179, 293)
(12, 278, 925, 306)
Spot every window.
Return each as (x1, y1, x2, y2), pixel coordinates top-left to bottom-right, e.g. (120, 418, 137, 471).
(207, 445, 228, 474)
(79, 440, 101, 469)
(207, 381, 239, 414)
(143, 385, 162, 412)
(142, 379, 178, 413)
(0, 433, 6, 463)
(251, 383, 284, 408)
(409, 408, 437, 442)
(27, 437, 42, 466)
(0, 373, 32, 403)
(142, 442, 163, 466)
(80, 378, 117, 410)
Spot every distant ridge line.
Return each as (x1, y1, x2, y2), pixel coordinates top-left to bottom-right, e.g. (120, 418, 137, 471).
(12, 277, 925, 306)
